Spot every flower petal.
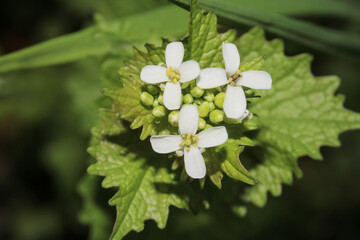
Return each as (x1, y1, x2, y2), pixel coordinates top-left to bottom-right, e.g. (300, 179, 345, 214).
(140, 65, 168, 84)
(236, 70, 272, 89)
(178, 60, 200, 83)
(184, 146, 206, 179)
(223, 85, 247, 119)
(178, 104, 199, 135)
(165, 42, 184, 69)
(196, 68, 228, 89)
(222, 42, 240, 76)
(163, 82, 182, 110)
(197, 126, 228, 148)
(150, 135, 182, 154)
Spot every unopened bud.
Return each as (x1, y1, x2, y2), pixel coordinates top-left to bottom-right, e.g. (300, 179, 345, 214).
(168, 110, 180, 127)
(140, 92, 154, 107)
(190, 86, 204, 98)
(198, 102, 210, 118)
(214, 92, 225, 109)
(152, 99, 160, 107)
(209, 102, 215, 112)
(203, 90, 215, 102)
(183, 93, 193, 104)
(198, 118, 206, 130)
(152, 106, 166, 118)
(157, 94, 164, 105)
(209, 110, 224, 124)
(146, 84, 160, 95)
(205, 124, 213, 130)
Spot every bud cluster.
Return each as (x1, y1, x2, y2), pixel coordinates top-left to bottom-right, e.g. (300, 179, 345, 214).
(140, 80, 244, 129)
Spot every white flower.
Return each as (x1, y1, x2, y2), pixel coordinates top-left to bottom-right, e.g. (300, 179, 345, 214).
(140, 42, 200, 110)
(197, 42, 272, 119)
(150, 105, 228, 179)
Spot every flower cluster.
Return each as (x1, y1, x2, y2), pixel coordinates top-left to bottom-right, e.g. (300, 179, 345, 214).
(140, 42, 272, 179)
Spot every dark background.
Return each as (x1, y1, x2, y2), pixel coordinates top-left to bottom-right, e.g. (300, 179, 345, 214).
(0, 0, 359, 239)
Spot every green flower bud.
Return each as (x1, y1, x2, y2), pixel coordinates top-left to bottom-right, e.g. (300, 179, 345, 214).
(152, 106, 166, 118)
(209, 110, 224, 124)
(183, 93, 194, 104)
(198, 118, 206, 130)
(190, 86, 204, 98)
(214, 92, 225, 109)
(198, 102, 210, 118)
(205, 124, 213, 130)
(146, 84, 160, 95)
(168, 110, 180, 127)
(157, 94, 164, 105)
(203, 90, 215, 102)
(152, 99, 160, 107)
(209, 102, 215, 112)
(140, 92, 154, 107)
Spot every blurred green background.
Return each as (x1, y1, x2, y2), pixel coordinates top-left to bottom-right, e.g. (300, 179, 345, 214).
(0, 0, 359, 239)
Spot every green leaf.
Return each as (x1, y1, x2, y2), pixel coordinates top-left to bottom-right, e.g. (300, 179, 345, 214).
(235, 27, 360, 207)
(224, 0, 360, 21)
(0, 5, 188, 73)
(0, 27, 110, 74)
(171, 0, 360, 59)
(88, 139, 189, 239)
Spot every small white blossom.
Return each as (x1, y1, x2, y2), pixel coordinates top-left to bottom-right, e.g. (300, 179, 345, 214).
(150, 105, 228, 179)
(197, 42, 272, 119)
(140, 42, 200, 110)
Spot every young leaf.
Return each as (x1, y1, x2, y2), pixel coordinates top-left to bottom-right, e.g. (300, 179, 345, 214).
(235, 27, 360, 207)
(204, 137, 257, 188)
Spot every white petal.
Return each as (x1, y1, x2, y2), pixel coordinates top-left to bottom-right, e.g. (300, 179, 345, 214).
(197, 126, 228, 148)
(140, 65, 168, 84)
(178, 104, 199, 135)
(236, 70, 272, 89)
(223, 85, 247, 119)
(150, 135, 182, 154)
(163, 82, 181, 110)
(184, 146, 206, 179)
(165, 42, 184, 69)
(196, 68, 228, 89)
(178, 60, 200, 83)
(222, 42, 240, 76)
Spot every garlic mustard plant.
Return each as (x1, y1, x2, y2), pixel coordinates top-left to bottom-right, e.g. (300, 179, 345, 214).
(150, 105, 228, 179)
